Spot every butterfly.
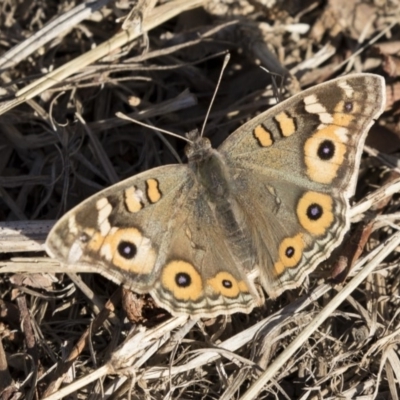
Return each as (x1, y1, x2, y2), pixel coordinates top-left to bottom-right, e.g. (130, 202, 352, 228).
(46, 74, 386, 318)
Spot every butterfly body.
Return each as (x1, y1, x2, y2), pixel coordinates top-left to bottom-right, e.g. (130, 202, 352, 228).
(46, 74, 386, 317)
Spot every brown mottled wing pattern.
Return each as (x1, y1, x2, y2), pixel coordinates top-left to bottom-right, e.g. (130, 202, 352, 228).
(218, 74, 385, 297)
(47, 74, 385, 317)
(46, 164, 258, 317)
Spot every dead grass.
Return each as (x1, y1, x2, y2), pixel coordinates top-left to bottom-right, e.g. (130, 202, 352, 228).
(1, 0, 400, 399)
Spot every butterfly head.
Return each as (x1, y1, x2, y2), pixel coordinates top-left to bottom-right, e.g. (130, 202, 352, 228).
(185, 129, 212, 162)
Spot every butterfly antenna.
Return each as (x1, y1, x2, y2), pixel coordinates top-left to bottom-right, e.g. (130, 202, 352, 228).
(200, 52, 230, 138)
(115, 112, 191, 143)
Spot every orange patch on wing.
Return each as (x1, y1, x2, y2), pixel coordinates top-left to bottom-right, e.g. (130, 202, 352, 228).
(254, 125, 273, 147)
(101, 227, 156, 274)
(304, 127, 347, 184)
(146, 179, 162, 204)
(273, 234, 305, 277)
(275, 112, 296, 137)
(161, 260, 203, 301)
(278, 234, 304, 267)
(124, 187, 143, 213)
(304, 100, 358, 184)
(297, 192, 334, 236)
(207, 271, 245, 298)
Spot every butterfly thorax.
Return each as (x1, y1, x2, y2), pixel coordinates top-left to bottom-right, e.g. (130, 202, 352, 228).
(185, 131, 231, 198)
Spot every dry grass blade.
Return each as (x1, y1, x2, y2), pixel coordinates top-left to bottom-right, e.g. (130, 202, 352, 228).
(350, 178, 400, 219)
(41, 316, 189, 400)
(0, 221, 53, 252)
(0, 0, 113, 70)
(0, 0, 205, 115)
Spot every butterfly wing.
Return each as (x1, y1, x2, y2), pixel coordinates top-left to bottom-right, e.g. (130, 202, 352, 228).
(47, 74, 385, 316)
(46, 164, 258, 317)
(218, 74, 386, 297)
